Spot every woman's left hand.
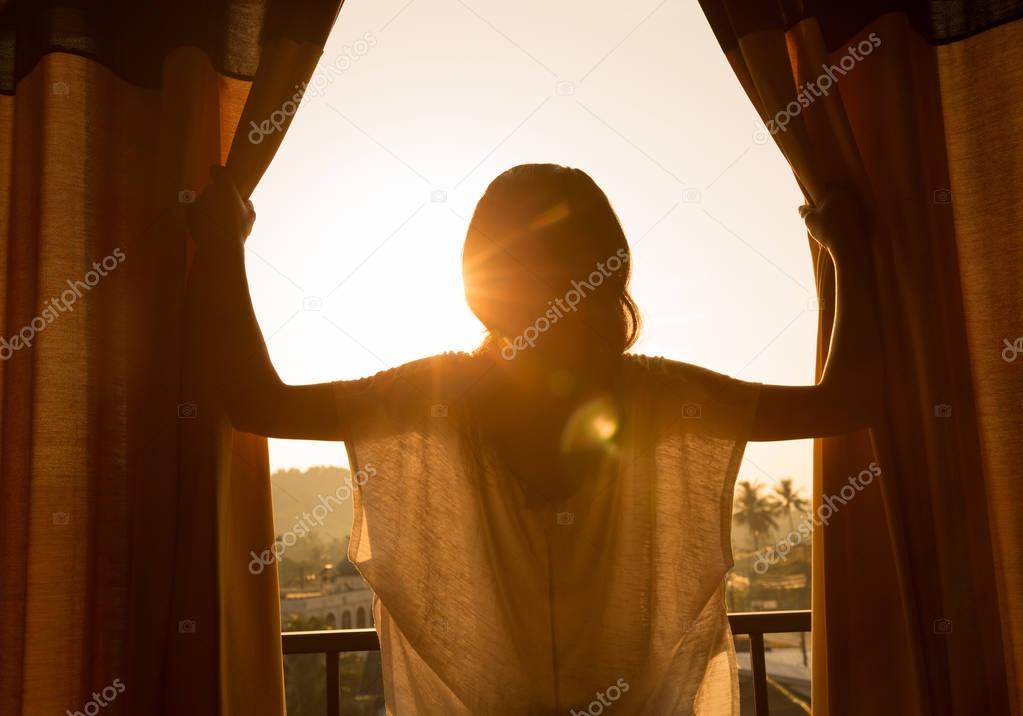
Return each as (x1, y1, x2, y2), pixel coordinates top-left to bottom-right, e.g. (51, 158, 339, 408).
(188, 165, 256, 247)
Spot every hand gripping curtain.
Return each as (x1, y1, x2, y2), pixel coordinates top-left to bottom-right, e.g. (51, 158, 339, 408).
(0, 1, 343, 714)
(696, 2, 1023, 714)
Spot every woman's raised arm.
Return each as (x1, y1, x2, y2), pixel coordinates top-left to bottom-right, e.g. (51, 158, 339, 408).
(749, 189, 883, 441)
(188, 167, 344, 440)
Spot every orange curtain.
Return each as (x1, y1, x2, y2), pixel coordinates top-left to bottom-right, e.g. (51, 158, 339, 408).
(697, 2, 1023, 714)
(0, 2, 341, 714)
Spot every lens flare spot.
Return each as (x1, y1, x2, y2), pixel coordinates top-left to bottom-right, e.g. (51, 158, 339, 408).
(592, 413, 617, 441)
(560, 396, 620, 453)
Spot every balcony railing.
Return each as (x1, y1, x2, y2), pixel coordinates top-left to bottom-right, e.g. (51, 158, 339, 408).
(282, 609, 810, 716)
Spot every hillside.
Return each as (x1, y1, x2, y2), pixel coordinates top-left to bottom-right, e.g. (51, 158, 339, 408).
(270, 465, 355, 543)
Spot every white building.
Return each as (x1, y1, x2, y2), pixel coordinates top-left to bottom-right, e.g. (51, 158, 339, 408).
(281, 572, 375, 629)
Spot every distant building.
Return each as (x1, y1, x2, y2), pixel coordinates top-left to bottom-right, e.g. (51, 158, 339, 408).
(282, 565, 374, 629)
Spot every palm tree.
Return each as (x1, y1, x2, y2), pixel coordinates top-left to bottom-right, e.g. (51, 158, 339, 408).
(772, 478, 810, 533)
(733, 481, 780, 551)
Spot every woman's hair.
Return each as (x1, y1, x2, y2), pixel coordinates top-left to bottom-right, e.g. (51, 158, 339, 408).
(462, 164, 640, 356)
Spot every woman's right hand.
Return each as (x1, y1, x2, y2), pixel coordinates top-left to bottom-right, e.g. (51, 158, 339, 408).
(188, 165, 256, 248)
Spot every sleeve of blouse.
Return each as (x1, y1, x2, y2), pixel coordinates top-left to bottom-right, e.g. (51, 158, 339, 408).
(327, 353, 479, 669)
(640, 356, 762, 571)
(643, 356, 761, 441)
(329, 354, 456, 442)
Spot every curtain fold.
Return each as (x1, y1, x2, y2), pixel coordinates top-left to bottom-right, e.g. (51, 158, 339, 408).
(698, 2, 1023, 713)
(0, 2, 342, 714)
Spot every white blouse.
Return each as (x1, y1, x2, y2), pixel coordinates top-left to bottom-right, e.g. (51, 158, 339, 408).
(333, 352, 760, 715)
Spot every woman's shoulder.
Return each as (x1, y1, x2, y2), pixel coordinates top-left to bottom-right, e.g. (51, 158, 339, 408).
(624, 352, 761, 435)
(623, 352, 758, 400)
(334, 352, 482, 428)
(624, 352, 721, 381)
(368, 351, 481, 395)
(394, 350, 477, 377)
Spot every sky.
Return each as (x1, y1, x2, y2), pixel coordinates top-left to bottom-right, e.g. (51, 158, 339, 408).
(246, 0, 817, 496)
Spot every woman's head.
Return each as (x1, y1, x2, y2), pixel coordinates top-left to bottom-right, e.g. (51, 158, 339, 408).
(462, 164, 640, 360)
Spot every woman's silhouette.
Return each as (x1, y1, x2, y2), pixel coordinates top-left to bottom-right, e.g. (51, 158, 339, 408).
(190, 163, 879, 715)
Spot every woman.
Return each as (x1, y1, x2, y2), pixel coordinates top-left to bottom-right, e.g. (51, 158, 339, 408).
(190, 163, 880, 714)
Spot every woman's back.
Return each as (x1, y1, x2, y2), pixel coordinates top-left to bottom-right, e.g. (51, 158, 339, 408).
(466, 348, 627, 504)
(335, 351, 759, 714)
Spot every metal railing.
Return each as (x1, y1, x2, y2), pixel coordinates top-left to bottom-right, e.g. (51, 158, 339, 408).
(729, 610, 811, 715)
(282, 609, 811, 716)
